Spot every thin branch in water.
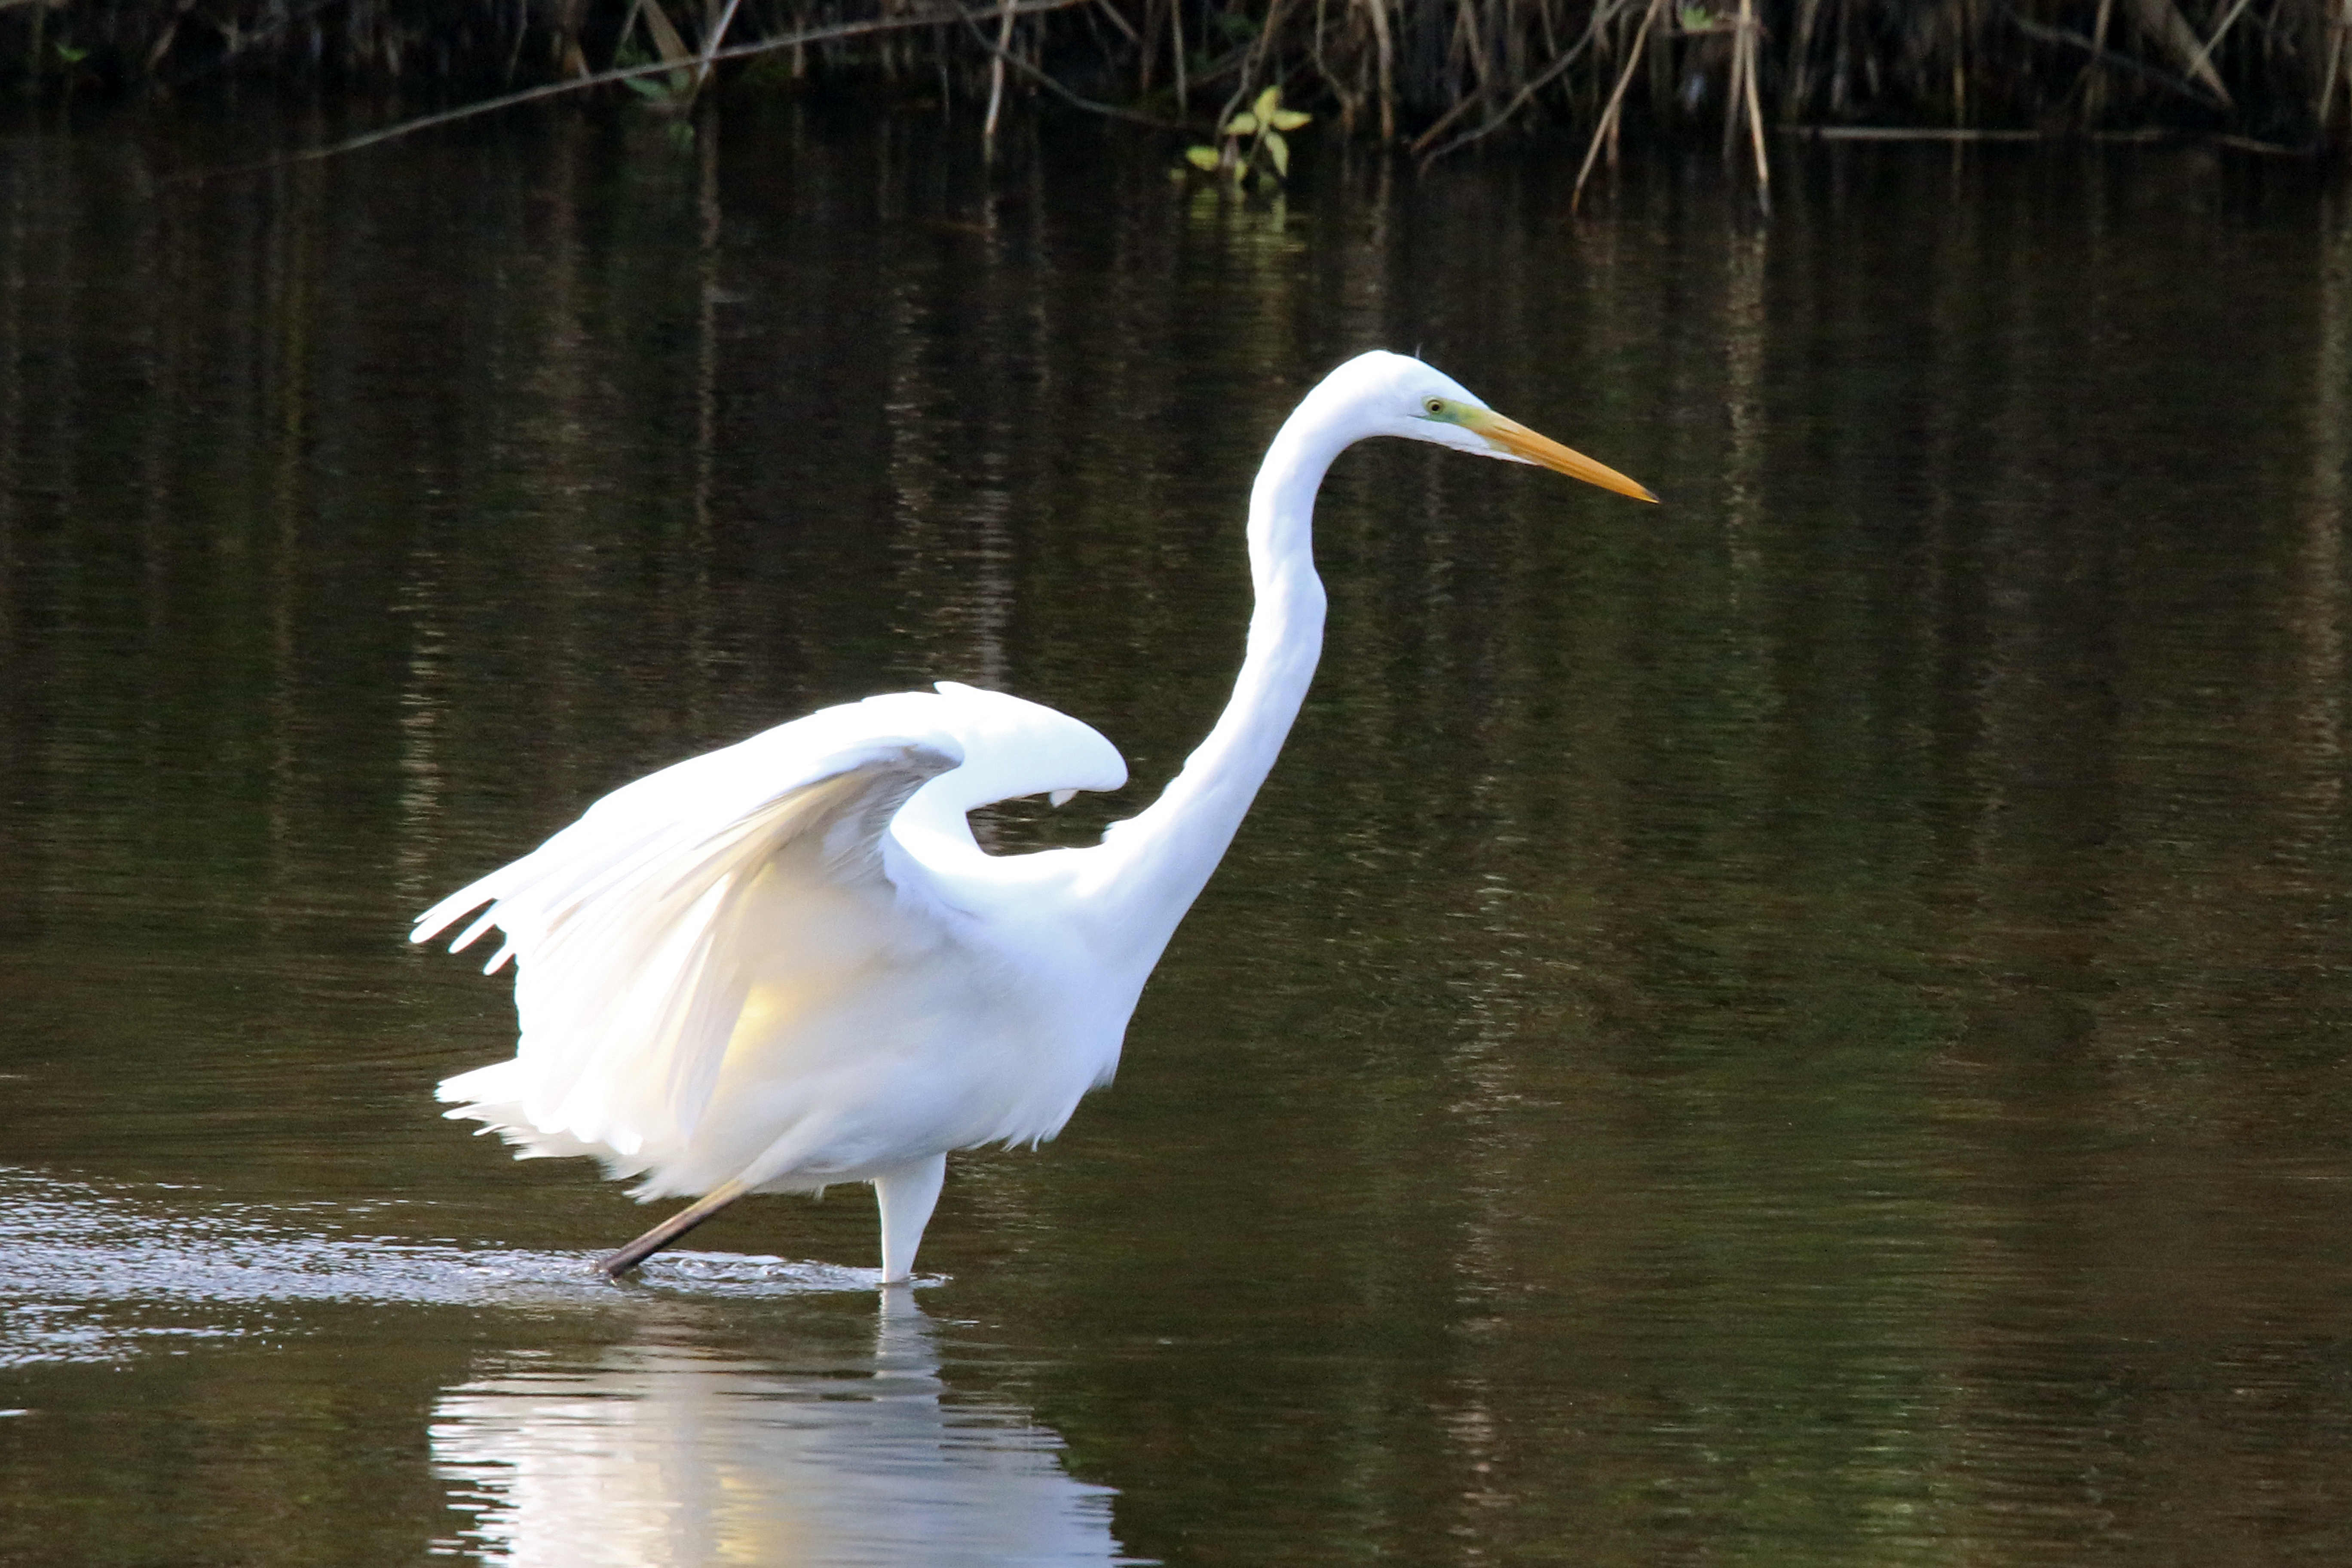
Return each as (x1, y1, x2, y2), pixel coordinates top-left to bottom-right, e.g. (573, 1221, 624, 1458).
(1570, 0, 1665, 209)
(1785, 0, 1824, 115)
(1093, 0, 1139, 47)
(696, 0, 750, 90)
(1735, 0, 1768, 215)
(637, 0, 695, 82)
(2003, 3, 2227, 107)
(2321, 1, 2352, 135)
(2121, 0, 2231, 104)
(2083, 0, 2117, 122)
(956, 3, 1201, 125)
(1416, 0, 1624, 160)
(2180, 0, 2258, 94)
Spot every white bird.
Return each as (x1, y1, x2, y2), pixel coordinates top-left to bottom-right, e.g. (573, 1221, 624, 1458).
(414, 350, 1654, 1285)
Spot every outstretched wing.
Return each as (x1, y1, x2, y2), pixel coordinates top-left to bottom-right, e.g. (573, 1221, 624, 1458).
(414, 709, 966, 1167)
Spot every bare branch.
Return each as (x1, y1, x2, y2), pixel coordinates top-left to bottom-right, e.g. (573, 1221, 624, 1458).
(178, 0, 1094, 180)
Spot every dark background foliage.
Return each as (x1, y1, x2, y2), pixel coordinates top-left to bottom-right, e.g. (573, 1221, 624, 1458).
(4, 0, 2344, 154)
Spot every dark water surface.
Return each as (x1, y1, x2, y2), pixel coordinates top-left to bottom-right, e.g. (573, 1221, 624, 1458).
(3, 105, 2350, 1565)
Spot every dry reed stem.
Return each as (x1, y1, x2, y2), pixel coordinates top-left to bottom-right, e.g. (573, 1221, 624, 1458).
(2323, 0, 2352, 129)
(26, 0, 2352, 162)
(1785, 0, 1822, 111)
(2087, 0, 2118, 121)
(1171, 0, 1188, 106)
(1571, 0, 1663, 210)
(695, 0, 746, 89)
(174, 0, 1094, 175)
(2127, 0, 2233, 101)
(1415, 0, 1622, 158)
(1365, 0, 1397, 139)
(1736, 0, 1768, 211)
(983, 0, 1015, 138)
(2183, 0, 2259, 88)
(638, 0, 693, 75)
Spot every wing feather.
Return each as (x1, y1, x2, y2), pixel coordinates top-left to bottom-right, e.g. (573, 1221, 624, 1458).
(418, 722, 963, 1164)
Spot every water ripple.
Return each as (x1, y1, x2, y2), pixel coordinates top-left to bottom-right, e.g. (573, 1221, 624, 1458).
(0, 1167, 902, 1367)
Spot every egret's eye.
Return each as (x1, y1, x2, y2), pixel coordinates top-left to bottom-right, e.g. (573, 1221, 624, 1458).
(1423, 396, 1447, 416)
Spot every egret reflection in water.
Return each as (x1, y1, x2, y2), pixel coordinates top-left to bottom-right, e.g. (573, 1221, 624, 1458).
(432, 1292, 1134, 1567)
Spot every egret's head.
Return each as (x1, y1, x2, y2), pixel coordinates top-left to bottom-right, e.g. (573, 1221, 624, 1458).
(1332, 351, 1657, 504)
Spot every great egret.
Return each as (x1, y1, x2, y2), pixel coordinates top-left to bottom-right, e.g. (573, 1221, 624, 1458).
(414, 350, 1654, 1284)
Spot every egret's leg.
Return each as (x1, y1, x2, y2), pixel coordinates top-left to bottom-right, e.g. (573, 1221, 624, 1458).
(595, 1176, 751, 1279)
(873, 1153, 946, 1284)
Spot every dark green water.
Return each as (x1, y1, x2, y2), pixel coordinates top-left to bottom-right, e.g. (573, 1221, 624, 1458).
(3, 104, 2349, 1565)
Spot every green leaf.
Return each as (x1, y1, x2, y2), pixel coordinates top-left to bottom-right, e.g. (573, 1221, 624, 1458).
(54, 42, 88, 63)
(1184, 145, 1222, 170)
(1254, 86, 1282, 120)
(1224, 111, 1258, 136)
(1265, 130, 1289, 176)
(1270, 108, 1311, 130)
(623, 75, 671, 98)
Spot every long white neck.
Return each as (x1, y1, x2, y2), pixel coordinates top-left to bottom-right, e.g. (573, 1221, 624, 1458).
(1089, 398, 1353, 956)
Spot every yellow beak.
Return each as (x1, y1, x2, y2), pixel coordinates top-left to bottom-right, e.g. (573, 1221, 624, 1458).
(1470, 411, 1658, 504)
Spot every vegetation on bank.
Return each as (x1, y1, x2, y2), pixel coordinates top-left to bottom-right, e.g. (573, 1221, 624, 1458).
(6, 0, 2345, 169)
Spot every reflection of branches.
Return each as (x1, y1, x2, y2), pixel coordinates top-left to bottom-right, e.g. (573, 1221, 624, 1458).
(180, 0, 1091, 179)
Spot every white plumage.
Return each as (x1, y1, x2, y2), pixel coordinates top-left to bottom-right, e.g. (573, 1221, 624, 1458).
(416, 351, 1653, 1283)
